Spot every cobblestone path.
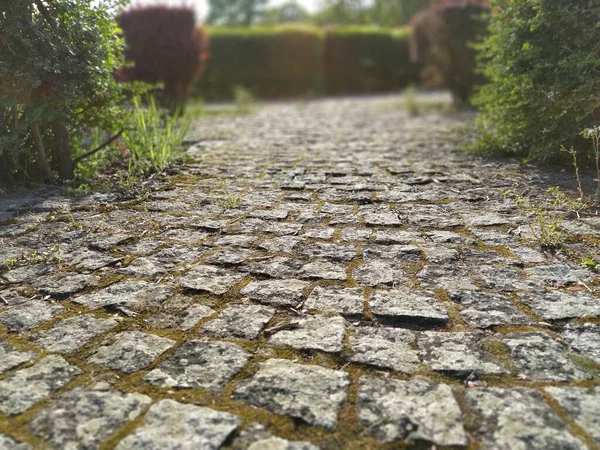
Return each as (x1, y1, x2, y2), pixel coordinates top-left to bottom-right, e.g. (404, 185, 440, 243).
(1, 96, 600, 449)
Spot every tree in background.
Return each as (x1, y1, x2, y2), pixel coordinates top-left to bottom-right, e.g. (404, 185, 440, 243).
(370, 0, 437, 26)
(261, 1, 310, 24)
(314, 0, 368, 25)
(207, 0, 269, 25)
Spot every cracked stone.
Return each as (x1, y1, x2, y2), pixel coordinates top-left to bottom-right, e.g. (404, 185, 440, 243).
(373, 230, 422, 244)
(145, 296, 214, 331)
(369, 289, 448, 326)
(422, 245, 459, 264)
(449, 291, 531, 328)
(418, 332, 508, 376)
(152, 245, 206, 265)
(361, 210, 401, 226)
(471, 229, 515, 245)
(466, 388, 586, 450)
(89, 234, 135, 250)
(202, 304, 275, 340)
(304, 287, 364, 316)
(562, 323, 600, 364)
(34, 273, 99, 298)
(240, 279, 309, 307)
(461, 212, 510, 227)
(29, 314, 118, 354)
(234, 424, 319, 450)
(259, 237, 301, 253)
(0, 300, 65, 332)
(358, 376, 467, 446)
(321, 203, 354, 214)
(0, 343, 36, 374)
(268, 315, 346, 353)
(425, 231, 474, 244)
(115, 399, 241, 450)
(160, 229, 210, 244)
(250, 209, 289, 220)
(353, 261, 411, 287)
(180, 265, 246, 294)
(299, 261, 347, 281)
(478, 266, 543, 292)
(340, 228, 371, 241)
(0, 435, 31, 450)
(524, 263, 597, 286)
(303, 227, 335, 239)
(263, 222, 302, 236)
(350, 327, 419, 373)
(417, 265, 478, 291)
(0, 355, 82, 415)
(87, 331, 175, 373)
(518, 291, 600, 320)
(501, 332, 591, 381)
(2, 263, 54, 284)
(362, 245, 421, 262)
(119, 239, 164, 256)
(510, 247, 547, 264)
(74, 281, 173, 311)
(213, 234, 258, 248)
(29, 389, 151, 449)
(302, 243, 356, 261)
(234, 359, 349, 429)
(206, 248, 254, 265)
(66, 249, 121, 270)
(239, 257, 303, 278)
(545, 387, 600, 442)
(144, 340, 251, 391)
(407, 214, 462, 228)
(118, 257, 167, 278)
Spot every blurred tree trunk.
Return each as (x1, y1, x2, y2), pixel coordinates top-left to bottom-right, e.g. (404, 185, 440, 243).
(52, 121, 74, 181)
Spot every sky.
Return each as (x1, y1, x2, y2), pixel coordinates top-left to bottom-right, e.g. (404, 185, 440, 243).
(132, 0, 322, 21)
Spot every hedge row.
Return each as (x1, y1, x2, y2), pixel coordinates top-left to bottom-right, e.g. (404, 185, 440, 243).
(194, 25, 420, 100)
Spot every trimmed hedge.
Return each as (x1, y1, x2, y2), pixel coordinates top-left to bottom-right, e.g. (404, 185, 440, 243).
(324, 27, 419, 95)
(194, 25, 419, 100)
(116, 6, 210, 112)
(196, 26, 323, 100)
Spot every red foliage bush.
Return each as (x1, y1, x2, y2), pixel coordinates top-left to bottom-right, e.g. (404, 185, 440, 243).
(116, 5, 209, 111)
(410, 0, 489, 105)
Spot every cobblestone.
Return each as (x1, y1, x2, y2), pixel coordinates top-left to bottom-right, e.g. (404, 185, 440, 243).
(144, 340, 250, 391)
(1, 95, 598, 448)
(358, 376, 467, 445)
(29, 389, 151, 449)
(234, 359, 349, 429)
(466, 388, 587, 449)
(115, 399, 240, 450)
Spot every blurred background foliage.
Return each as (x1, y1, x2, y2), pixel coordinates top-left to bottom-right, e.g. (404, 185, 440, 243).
(1, 0, 598, 189)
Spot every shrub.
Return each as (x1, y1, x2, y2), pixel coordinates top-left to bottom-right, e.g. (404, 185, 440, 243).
(323, 27, 418, 95)
(409, 1, 489, 105)
(116, 6, 210, 113)
(196, 25, 323, 100)
(470, 0, 600, 163)
(0, 0, 124, 183)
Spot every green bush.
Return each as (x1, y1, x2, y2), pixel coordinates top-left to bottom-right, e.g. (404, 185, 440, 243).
(0, 0, 125, 183)
(196, 25, 324, 100)
(470, 0, 600, 164)
(323, 27, 418, 95)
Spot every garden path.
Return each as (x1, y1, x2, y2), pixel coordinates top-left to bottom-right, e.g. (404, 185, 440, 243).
(1, 95, 599, 449)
